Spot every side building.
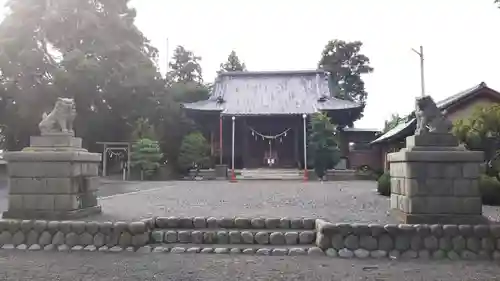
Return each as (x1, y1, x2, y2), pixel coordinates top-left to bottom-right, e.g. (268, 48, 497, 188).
(371, 82, 500, 171)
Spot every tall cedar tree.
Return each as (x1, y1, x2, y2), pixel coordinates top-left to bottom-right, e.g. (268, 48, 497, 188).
(167, 45, 203, 84)
(318, 40, 373, 118)
(219, 50, 246, 73)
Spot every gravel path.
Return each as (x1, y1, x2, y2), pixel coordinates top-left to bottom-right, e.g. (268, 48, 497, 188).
(1, 250, 500, 281)
(87, 180, 500, 223)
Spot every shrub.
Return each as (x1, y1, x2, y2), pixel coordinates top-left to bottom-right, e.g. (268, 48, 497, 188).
(308, 113, 340, 179)
(130, 138, 163, 180)
(178, 131, 211, 172)
(377, 172, 391, 196)
(479, 174, 500, 205)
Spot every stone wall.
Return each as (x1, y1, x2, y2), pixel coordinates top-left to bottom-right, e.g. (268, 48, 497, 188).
(316, 219, 500, 260)
(150, 216, 317, 246)
(2, 217, 500, 260)
(0, 219, 152, 251)
(152, 216, 316, 230)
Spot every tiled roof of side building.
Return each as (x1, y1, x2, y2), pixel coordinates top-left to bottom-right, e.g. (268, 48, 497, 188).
(371, 82, 500, 145)
(183, 70, 362, 116)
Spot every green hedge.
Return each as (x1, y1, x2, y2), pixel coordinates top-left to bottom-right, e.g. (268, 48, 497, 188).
(479, 174, 500, 206)
(377, 172, 391, 196)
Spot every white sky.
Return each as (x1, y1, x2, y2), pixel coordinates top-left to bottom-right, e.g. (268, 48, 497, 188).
(2, 0, 500, 130)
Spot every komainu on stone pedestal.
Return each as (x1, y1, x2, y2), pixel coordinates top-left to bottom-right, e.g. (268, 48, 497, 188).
(2, 98, 102, 220)
(388, 96, 486, 224)
(38, 97, 76, 136)
(414, 95, 453, 135)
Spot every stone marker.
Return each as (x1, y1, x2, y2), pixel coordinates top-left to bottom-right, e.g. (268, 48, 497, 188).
(388, 96, 484, 224)
(3, 98, 102, 220)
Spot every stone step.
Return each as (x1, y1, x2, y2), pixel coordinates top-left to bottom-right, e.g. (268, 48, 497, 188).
(239, 175, 303, 180)
(146, 243, 318, 256)
(152, 217, 316, 230)
(151, 229, 317, 245)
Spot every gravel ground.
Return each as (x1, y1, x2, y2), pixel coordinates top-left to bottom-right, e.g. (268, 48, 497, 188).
(1, 250, 500, 281)
(84, 180, 500, 223)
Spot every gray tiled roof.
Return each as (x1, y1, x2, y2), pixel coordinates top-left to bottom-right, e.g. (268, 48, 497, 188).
(436, 82, 489, 109)
(371, 82, 500, 144)
(183, 70, 362, 116)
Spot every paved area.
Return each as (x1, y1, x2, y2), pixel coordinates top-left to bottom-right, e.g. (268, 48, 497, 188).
(1, 180, 500, 223)
(82, 180, 500, 223)
(1, 250, 500, 281)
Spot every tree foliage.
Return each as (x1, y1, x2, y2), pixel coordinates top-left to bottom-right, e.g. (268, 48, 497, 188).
(131, 117, 156, 141)
(130, 138, 163, 180)
(167, 45, 203, 84)
(453, 104, 500, 155)
(318, 40, 373, 110)
(219, 50, 246, 73)
(177, 131, 211, 172)
(308, 112, 340, 179)
(0, 0, 164, 151)
(383, 113, 404, 133)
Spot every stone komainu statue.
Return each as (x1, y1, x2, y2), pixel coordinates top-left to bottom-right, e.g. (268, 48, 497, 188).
(414, 95, 452, 135)
(38, 97, 76, 135)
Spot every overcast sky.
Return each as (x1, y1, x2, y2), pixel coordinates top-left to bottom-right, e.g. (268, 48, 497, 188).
(3, 1, 500, 130)
(129, 0, 500, 130)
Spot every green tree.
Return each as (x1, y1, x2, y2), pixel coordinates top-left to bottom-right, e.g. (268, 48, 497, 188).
(169, 81, 210, 103)
(130, 138, 163, 180)
(383, 114, 404, 132)
(167, 45, 203, 84)
(308, 112, 341, 179)
(318, 40, 374, 110)
(453, 104, 500, 155)
(131, 117, 157, 141)
(0, 0, 163, 150)
(177, 131, 211, 172)
(219, 50, 246, 73)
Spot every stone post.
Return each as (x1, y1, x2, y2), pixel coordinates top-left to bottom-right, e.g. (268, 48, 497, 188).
(388, 133, 485, 224)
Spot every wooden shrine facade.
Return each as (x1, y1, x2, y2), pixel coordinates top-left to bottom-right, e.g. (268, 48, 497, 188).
(183, 70, 364, 169)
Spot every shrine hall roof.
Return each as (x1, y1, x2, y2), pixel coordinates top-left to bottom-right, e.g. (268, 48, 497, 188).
(183, 70, 362, 116)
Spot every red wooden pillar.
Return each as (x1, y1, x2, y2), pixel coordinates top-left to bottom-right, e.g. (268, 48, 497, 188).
(219, 116, 223, 165)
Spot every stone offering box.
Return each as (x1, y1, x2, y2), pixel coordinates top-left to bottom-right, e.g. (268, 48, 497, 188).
(388, 134, 485, 224)
(2, 133, 102, 220)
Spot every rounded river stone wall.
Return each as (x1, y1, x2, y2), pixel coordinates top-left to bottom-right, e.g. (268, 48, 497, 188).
(153, 216, 316, 230)
(316, 219, 500, 260)
(0, 219, 152, 250)
(151, 229, 316, 245)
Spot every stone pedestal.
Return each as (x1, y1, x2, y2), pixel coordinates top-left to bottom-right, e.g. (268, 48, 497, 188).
(388, 133, 486, 224)
(2, 133, 102, 220)
(215, 164, 228, 179)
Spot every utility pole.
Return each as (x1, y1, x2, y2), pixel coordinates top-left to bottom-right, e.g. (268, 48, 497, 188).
(166, 38, 169, 74)
(411, 45, 425, 97)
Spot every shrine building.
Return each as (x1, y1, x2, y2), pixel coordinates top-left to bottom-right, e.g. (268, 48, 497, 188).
(183, 70, 368, 170)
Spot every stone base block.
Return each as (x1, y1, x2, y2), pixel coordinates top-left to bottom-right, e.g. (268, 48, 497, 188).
(215, 165, 228, 179)
(406, 134, 459, 148)
(2, 205, 102, 220)
(391, 209, 489, 225)
(388, 150, 484, 163)
(30, 135, 82, 148)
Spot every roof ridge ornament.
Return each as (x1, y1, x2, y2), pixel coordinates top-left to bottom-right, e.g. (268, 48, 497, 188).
(216, 96, 224, 104)
(318, 95, 328, 102)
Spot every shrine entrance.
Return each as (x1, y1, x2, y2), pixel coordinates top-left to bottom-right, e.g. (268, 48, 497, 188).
(239, 116, 301, 169)
(246, 127, 296, 168)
